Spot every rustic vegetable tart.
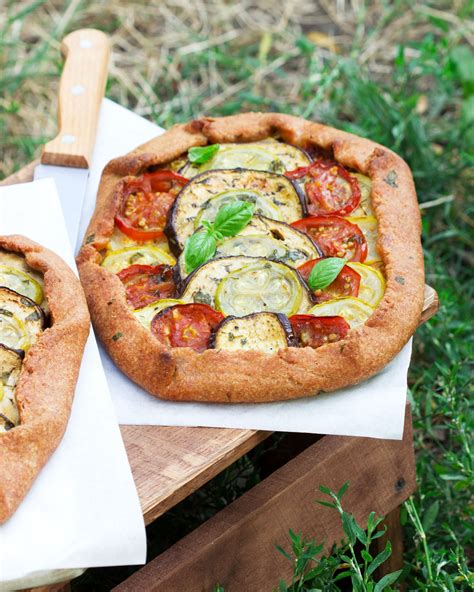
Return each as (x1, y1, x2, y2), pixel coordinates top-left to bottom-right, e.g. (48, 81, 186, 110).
(0, 235, 90, 523)
(77, 112, 424, 403)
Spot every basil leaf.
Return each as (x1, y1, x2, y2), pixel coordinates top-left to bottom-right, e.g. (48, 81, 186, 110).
(184, 231, 217, 273)
(308, 257, 346, 291)
(188, 144, 220, 164)
(213, 200, 254, 237)
(202, 220, 224, 242)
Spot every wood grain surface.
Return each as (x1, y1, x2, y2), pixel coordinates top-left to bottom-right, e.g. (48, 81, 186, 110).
(114, 406, 416, 592)
(121, 425, 269, 524)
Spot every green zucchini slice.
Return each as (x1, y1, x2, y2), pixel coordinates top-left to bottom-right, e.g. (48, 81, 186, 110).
(215, 260, 309, 317)
(180, 256, 313, 316)
(180, 138, 311, 177)
(0, 249, 47, 310)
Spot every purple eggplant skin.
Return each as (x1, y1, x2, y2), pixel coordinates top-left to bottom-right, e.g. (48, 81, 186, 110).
(277, 312, 299, 347)
(255, 214, 323, 259)
(0, 413, 15, 431)
(0, 342, 25, 361)
(209, 311, 299, 350)
(163, 167, 309, 257)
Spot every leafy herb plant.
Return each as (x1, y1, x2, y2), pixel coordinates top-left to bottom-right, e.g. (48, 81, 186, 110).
(276, 483, 402, 592)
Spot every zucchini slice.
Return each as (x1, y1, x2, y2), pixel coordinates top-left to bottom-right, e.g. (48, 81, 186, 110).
(180, 138, 311, 177)
(166, 169, 305, 252)
(211, 312, 296, 353)
(133, 298, 184, 329)
(0, 344, 22, 432)
(350, 174, 374, 217)
(308, 296, 374, 329)
(0, 287, 45, 351)
(0, 249, 46, 308)
(106, 227, 171, 254)
(347, 262, 385, 307)
(101, 246, 176, 274)
(345, 216, 381, 264)
(176, 215, 322, 280)
(180, 256, 313, 317)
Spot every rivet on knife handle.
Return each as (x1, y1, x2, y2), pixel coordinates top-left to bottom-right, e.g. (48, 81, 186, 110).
(41, 29, 110, 169)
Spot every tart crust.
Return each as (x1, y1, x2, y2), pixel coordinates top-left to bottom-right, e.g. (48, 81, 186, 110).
(77, 112, 424, 403)
(0, 235, 90, 523)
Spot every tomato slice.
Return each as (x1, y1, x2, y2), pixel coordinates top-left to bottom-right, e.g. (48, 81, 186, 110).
(117, 264, 175, 309)
(286, 160, 360, 216)
(115, 170, 188, 241)
(298, 259, 361, 303)
(289, 314, 349, 348)
(291, 216, 367, 262)
(151, 303, 224, 352)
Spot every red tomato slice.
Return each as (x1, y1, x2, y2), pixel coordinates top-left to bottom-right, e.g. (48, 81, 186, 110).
(115, 170, 188, 241)
(291, 216, 368, 262)
(289, 315, 349, 348)
(117, 264, 175, 308)
(151, 303, 224, 352)
(286, 160, 360, 216)
(285, 166, 310, 180)
(298, 259, 361, 303)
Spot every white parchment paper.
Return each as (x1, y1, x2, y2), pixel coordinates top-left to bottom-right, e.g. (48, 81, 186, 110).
(0, 178, 146, 584)
(78, 99, 411, 441)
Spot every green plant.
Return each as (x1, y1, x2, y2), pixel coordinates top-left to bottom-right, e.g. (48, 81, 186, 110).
(276, 483, 402, 592)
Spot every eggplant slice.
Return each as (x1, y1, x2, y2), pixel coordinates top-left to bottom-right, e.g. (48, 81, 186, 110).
(166, 169, 306, 253)
(0, 286, 45, 351)
(180, 256, 313, 317)
(211, 312, 296, 353)
(177, 215, 322, 280)
(0, 344, 22, 432)
(180, 138, 311, 178)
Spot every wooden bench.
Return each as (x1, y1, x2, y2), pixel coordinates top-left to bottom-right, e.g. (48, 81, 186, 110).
(2, 165, 438, 591)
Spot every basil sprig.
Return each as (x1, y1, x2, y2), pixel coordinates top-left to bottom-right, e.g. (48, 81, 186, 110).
(184, 200, 254, 273)
(308, 257, 346, 291)
(188, 144, 220, 164)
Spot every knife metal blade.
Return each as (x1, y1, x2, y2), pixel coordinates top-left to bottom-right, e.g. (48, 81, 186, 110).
(34, 28, 110, 252)
(33, 164, 89, 250)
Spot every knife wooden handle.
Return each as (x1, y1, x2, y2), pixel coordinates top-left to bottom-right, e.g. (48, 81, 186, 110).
(41, 29, 110, 169)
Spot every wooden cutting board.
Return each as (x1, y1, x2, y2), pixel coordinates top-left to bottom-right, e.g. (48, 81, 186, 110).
(1, 164, 439, 526)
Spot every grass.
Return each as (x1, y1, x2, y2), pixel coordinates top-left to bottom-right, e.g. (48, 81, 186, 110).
(1, 1, 472, 590)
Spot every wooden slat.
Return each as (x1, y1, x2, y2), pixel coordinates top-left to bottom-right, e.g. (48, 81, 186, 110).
(114, 406, 416, 592)
(420, 284, 439, 325)
(121, 426, 269, 524)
